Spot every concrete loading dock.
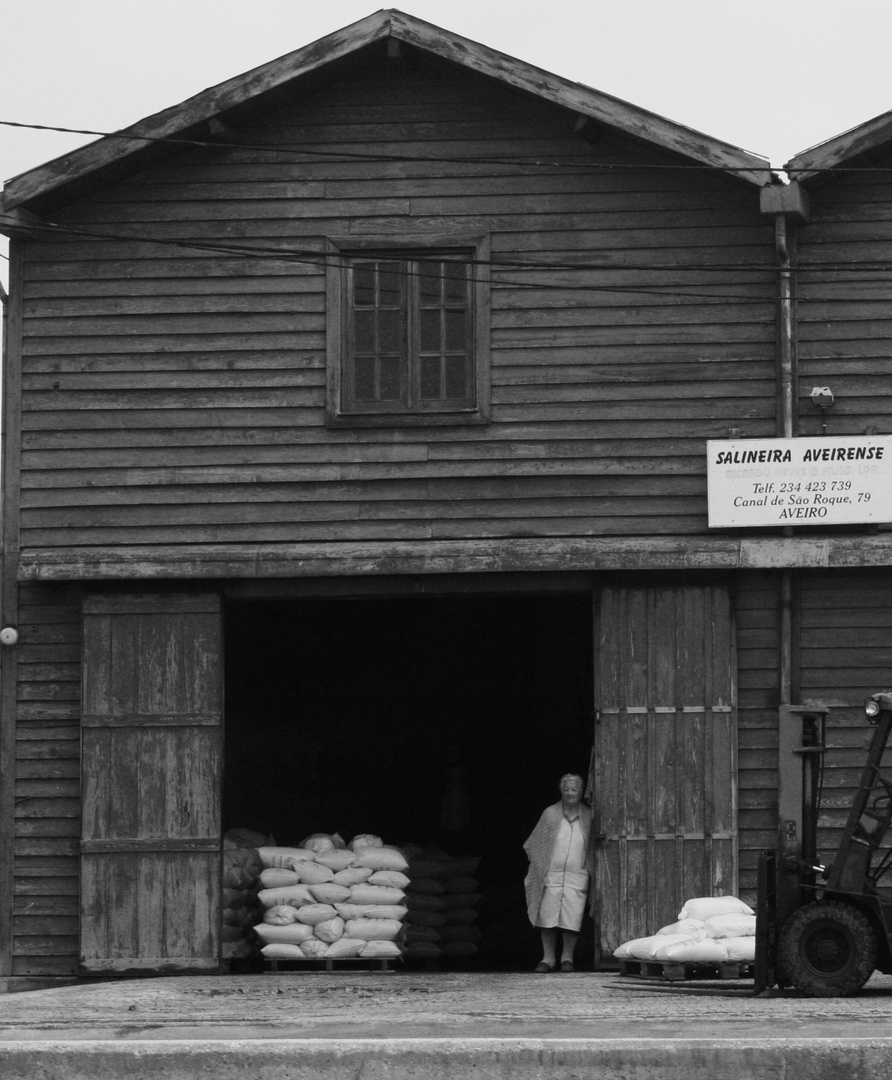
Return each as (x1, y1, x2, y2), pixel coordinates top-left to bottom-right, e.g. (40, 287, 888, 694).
(2, 971, 892, 1078)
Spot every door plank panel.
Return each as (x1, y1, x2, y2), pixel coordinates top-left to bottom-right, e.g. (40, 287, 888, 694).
(594, 584, 737, 964)
(80, 593, 222, 975)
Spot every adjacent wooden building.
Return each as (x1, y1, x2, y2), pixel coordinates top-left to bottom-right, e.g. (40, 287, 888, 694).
(1, 9, 891, 981)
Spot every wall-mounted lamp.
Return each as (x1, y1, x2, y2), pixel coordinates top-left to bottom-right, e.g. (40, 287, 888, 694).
(809, 386, 835, 409)
(809, 386, 835, 434)
(0, 627, 19, 647)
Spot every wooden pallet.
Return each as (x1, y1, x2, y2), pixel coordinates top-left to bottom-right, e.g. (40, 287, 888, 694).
(619, 958, 754, 982)
(264, 957, 399, 973)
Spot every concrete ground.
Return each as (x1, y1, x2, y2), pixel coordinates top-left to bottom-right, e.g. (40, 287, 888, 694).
(1, 969, 892, 1078)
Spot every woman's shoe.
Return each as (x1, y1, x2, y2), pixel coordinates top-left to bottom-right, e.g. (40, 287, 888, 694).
(533, 961, 555, 973)
(560, 960, 575, 973)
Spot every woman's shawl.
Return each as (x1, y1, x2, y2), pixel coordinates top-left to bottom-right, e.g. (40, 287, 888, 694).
(522, 800, 594, 925)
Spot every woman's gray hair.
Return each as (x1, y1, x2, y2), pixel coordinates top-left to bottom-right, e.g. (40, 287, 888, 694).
(559, 773, 584, 789)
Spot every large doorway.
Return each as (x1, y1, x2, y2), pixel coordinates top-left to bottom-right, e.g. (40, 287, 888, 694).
(223, 591, 594, 970)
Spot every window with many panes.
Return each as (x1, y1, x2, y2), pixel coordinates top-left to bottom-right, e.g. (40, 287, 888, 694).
(326, 237, 490, 426)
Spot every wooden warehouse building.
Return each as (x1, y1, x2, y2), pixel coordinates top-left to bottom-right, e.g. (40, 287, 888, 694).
(1, 9, 891, 982)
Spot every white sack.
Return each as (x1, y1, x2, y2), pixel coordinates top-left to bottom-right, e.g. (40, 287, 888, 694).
(261, 943, 306, 960)
(259, 868, 301, 889)
(704, 913, 757, 939)
(335, 903, 377, 920)
(333, 867, 374, 887)
(361, 905, 407, 921)
(677, 896, 754, 921)
(226, 827, 269, 849)
(344, 918, 402, 941)
(253, 922, 315, 945)
(656, 918, 707, 938)
(368, 870, 411, 889)
(300, 833, 337, 854)
(724, 936, 757, 962)
(349, 834, 383, 852)
(324, 937, 366, 959)
(333, 903, 407, 921)
(299, 937, 330, 958)
(653, 938, 729, 963)
(258, 846, 317, 868)
(352, 846, 409, 872)
(263, 906, 300, 926)
(258, 885, 314, 909)
(348, 884, 406, 906)
(292, 861, 335, 886)
(313, 916, 346, 944)
(613, 933, 693, 961)
(359, 940, 401, 958)
(316, 850, 357, 871)
(309, 883, 352, 905)
(294, 904, 339, 926)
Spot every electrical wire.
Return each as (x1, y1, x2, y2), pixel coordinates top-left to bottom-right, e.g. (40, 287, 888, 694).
(4, 119, 892, 302)
(6, 216, 785, 304)
(6, 115, 892, 174)
(14, 216, 892, 304)
(0, 118, 774, 174)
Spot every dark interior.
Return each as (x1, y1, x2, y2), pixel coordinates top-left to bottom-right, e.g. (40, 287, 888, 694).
(223, 592, 594, 970)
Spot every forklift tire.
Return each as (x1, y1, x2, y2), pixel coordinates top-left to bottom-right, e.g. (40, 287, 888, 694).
(777, 900, 878, 997)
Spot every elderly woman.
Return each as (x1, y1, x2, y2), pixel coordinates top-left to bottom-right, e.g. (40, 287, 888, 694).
(523, 773, 594, 972)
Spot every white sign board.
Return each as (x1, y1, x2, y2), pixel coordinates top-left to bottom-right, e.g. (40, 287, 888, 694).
(707, 436, 892, 528)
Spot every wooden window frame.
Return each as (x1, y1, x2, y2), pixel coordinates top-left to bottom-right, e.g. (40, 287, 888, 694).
(325, 234, 491, 428)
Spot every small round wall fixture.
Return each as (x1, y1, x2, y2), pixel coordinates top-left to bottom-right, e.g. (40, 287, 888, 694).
(0, 627, 19, 647)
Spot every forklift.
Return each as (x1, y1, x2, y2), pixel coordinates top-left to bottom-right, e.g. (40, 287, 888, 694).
(755, 691, 892, 996)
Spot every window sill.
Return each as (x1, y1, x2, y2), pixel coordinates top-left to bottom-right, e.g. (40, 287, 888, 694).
(325, 410, 490, 429)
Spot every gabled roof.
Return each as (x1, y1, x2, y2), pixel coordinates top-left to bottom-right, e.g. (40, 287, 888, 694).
(1, 8, 770, 214)
(785, 109, 892, 182)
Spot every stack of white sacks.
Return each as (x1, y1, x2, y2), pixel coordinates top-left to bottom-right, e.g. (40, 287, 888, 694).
(613, 895, 757, 965)
(254, 832, 409, 962)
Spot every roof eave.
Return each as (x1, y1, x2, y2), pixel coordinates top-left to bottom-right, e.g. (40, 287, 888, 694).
(1, 7, 770, 212)
(1, 9, 394, 212)
(389, 10, 770, 187)
(785, 110, 892, 183)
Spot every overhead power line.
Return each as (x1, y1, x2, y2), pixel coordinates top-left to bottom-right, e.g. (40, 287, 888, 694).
(0, 117, 778, 173)
(3, 114, 891, 173)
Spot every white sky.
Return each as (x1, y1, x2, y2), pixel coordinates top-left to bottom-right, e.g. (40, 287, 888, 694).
(2, 0, 892, 288)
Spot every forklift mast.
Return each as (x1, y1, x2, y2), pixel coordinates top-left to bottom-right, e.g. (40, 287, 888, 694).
(824, 702, 892, 894)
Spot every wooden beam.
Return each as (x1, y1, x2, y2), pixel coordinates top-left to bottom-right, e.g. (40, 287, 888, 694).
(0, 208, 45, 241)
(16, 534, 892, 581)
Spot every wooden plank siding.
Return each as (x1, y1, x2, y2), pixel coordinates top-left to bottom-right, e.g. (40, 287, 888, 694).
(797, 151, 892, 439)
(12, 582, 82, 976)
(798, 571, 892, 876)
(17, 56, 776, 558)
(794, 156, 892, 888)
(735, 572, 781, 905)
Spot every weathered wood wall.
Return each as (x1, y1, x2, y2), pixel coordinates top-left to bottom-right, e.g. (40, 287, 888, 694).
(18, 54, 775, 557)
(797, 153, 892, 439)
(12, 582, 81, 976)
(735, 571, 780, 904)
(798, 571, 892, 870)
